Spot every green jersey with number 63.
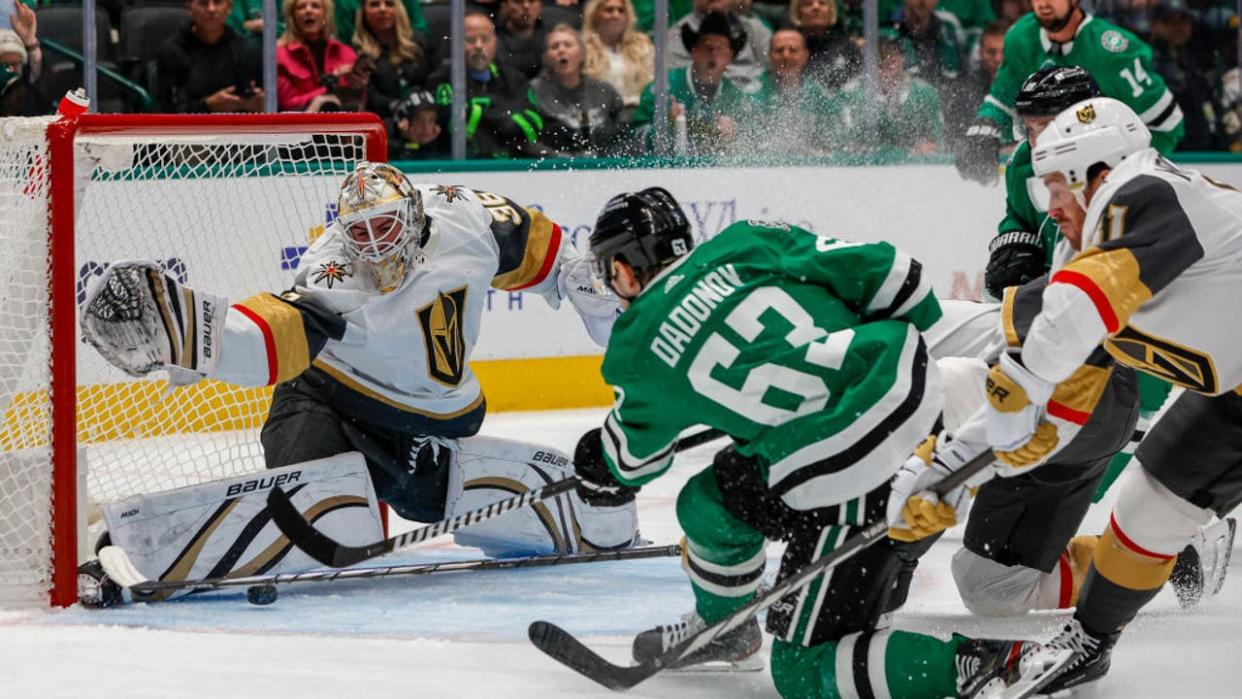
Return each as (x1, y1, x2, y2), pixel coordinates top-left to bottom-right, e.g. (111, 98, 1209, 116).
(599, 221, 944, 511)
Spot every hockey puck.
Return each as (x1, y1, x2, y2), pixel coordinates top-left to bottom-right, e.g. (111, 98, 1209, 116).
(246, 584, 278, 605)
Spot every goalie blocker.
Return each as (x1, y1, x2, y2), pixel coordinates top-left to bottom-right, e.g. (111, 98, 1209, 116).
(84, 437, 637, 605)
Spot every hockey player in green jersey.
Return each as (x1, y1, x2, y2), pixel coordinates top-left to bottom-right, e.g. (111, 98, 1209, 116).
(570, 187, 1052, 698)
(956, 0, 1183, 184)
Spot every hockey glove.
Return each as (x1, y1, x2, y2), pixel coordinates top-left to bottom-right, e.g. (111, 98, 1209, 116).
(887, 434, 981, 542)
(985, 352, 1058, 470)
(80, 260, 227, 378)
(955, 119, 1002, 185)
(984, 231, 1046, 301)
(557, 252, 620, 346)
(574, 428, 639, 507)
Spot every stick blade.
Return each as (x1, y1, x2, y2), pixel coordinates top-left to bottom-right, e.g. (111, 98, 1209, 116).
(528, 621, 657, 692)
(266, 486, 349, 567)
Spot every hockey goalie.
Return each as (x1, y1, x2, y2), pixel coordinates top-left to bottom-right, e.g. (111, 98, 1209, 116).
(77, 163, 636, 605)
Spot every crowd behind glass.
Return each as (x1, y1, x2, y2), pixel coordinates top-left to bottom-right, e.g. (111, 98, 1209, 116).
(1, 0, 1238, 158)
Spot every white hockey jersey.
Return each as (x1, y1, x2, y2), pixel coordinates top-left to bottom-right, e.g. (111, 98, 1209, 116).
(214, 184, 571, 431)
(1025, 148, 1242, 395)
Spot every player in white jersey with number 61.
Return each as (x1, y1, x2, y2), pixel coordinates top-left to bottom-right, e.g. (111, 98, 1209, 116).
(76, 163, 637, 605)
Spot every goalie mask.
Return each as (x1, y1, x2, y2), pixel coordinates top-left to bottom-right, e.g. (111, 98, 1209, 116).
(337, 162, 426, 292)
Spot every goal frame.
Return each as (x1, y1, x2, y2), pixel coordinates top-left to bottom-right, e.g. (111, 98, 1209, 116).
(42, 112, 387, 607)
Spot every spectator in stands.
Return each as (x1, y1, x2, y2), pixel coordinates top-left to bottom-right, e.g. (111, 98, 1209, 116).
(388, 89, 449, 159)
(496, 0, 550, 79)
(937, 0, 994, 48)
(942, 19, 1006, 151)
(893, 0, 964, 90)
(531, 24, 626, 156)
(0, 3, 43, 116)
(334, 0, 427, 48)
(583, 0, 654, 121)
(742, 28, 834, 154)
(666, 0, 771, 94)
(632, 0, 695, 33)
(353, 0, 434, 119)
(1222, 67, 1242, 151)
(631, 11, 750, 154)
(277, 0, 369, 111)
(228, 0, 281, 37)
(1149, 0, 1224, 150)
(829, 36, 944, 156)
(428, 12, 547, 158)
(787, 0, 859, 90)
(155, 0, 264, 114)
(996, 0, 1031, 25)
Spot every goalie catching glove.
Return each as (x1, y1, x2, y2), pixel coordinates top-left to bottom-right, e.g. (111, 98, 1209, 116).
(985, 351, 1059, 470)
(80, 260, 227, 378)
(887, 433, 984, 542)
(573, 428, 640, 507)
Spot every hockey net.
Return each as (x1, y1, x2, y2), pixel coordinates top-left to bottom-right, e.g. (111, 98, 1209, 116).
(0, 113, 386, 607)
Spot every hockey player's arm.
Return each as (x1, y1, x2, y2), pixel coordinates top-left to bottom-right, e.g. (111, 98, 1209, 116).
(1100, 39, 1184, 154)
(597, 372, 686, 487)
(986, 155, 1048, 300)
(1022, 175, 1203, 384)
(481, 192, 563, 296)
(783, 226, 941, 331)
(217, 291, 347, 386)
(480, 190, 618, 345)
(974, 31, 1022, 138)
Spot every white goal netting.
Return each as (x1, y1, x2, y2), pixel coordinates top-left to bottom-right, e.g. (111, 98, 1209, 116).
(0, 116, 376, 606)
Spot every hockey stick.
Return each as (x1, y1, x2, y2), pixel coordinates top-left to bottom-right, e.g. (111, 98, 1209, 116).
(269, 427, 726, 568)
(528, 447, 999, 692)
(98, 543, 680, 598)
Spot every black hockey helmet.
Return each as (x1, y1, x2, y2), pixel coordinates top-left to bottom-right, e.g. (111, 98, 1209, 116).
(1015, 65, 1100, 117)
(589, 187, 694, 289)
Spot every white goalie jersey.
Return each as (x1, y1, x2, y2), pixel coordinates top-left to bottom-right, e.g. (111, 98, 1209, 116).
(212, 184, 595, 429)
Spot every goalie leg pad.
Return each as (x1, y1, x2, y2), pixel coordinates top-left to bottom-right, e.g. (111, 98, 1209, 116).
(80, 260, 227, 377)
(98, 453, 381, 600)
(444, 436, 638, 557)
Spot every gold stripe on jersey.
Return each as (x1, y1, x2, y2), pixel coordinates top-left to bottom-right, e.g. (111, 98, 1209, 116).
(1094, 527, 1177, 591)
(1057, 247, 1153, 332)
(1001, 286, 1021, 348)
(1050, 364, 1114, 420)
(235, 292, 312, 384)
(491, 209, 559, 291)
(313, 359, 486, 419)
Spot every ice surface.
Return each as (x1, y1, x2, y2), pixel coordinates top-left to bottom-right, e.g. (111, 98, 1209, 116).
(1, 408, 1239, 698)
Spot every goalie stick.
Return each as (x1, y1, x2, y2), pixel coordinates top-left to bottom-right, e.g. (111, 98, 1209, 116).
(97, 543, 679, 598)
(528, 448, 1070, 696)
(269, 427, 726, 568)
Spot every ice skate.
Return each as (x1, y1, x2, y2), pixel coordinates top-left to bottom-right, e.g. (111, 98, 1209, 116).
(631, 610, 763, 672)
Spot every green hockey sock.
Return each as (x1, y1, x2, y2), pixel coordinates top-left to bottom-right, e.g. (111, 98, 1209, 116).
(769, 631, 961, 699)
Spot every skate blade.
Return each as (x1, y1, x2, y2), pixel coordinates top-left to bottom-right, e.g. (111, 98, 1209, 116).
(669, 654, 764, 673)
(994, 648, 1074, 699)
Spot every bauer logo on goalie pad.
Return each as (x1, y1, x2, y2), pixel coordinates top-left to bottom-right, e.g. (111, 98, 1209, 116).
(224, 470, 303, 498)
(417, 286, 468, 386)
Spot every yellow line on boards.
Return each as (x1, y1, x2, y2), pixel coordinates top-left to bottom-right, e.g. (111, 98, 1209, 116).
(0, 356, 611, 448)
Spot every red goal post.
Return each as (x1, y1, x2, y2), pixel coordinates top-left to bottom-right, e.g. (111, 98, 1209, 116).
(0, 113, 387, 607)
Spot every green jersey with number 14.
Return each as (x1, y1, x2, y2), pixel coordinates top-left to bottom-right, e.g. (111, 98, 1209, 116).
(598, 221, 944, 511)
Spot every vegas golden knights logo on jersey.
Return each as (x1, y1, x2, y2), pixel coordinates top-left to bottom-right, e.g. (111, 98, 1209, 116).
(1106, 325, 1218, 394)
(417, 287, 468, 386)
